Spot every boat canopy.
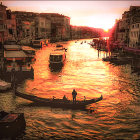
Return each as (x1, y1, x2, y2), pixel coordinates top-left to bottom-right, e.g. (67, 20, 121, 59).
(49, 51, 66, 63)
(22, 46, 36, 51)
(4, 45, 21, 51)
(4, 51, 28, 58)
(50, 50, 65, 55)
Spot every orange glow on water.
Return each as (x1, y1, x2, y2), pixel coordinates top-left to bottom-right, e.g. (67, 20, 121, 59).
(25, 39, 134, 105)
(1, 39, 140, 139)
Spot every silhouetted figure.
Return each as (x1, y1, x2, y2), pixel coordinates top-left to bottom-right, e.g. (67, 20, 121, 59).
(89, 107, 94, 113)
(72, 89, 77, 103)
(84, 96, 86, 102)
(52, 96, 56, 101)
(63, 95, 67, 102)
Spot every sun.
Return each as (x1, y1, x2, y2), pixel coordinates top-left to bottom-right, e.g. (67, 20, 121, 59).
(104, 29, 109, 32)
(87, 15, 115, 31)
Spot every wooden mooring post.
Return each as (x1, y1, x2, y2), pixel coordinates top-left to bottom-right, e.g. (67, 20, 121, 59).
(11, 68, 17, 95)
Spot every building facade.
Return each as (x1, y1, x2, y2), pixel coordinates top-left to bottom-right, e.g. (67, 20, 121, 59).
(0, 3, 7, 45)
(111, 6, 140, 50)
(35, 15, 51, 40)
(129, 6, 140, 48)
(12, 11, 38, 44)
(129, 23, 140, 48)
(6, 10, 17, 41)
(41, 13, 71, 42)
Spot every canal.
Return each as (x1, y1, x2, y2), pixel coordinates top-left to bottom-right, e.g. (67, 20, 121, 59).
(0, 39, 140, 139)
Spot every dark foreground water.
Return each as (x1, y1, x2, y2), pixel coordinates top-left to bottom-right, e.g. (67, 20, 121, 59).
(0, 39, 140, 140)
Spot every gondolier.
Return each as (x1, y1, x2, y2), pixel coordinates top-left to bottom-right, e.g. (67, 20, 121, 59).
(72, 89, 77, 103)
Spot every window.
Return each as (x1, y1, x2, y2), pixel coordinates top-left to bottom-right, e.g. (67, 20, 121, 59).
(41, 22, 44, 26)
(132, 25, 134, 28)
(0, 14, 3, 20)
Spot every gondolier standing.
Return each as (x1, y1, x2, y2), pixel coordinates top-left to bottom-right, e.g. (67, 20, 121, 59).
(72, 89, 77, 103)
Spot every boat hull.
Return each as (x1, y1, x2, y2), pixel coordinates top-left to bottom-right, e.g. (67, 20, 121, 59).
(0, 111, 26, 138)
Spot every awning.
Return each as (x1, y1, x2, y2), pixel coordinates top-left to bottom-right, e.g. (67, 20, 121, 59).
(4, 45, 21, 51)
(4, 51, 28, 58)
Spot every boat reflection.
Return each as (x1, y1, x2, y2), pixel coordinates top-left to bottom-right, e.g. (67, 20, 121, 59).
(0, 66, 34, 83)
(49, 63, 63, 72)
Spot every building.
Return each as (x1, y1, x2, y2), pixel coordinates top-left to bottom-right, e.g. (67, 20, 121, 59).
(129, 22, 140, 48)
(129, 6, 140, 48)
(114, 11, 130, 44)
(6, 10, 17, 41)
(40, 13, 71, 42)
(12, 11, 38, 43)
(111, 6, 140, 50)
(0, 3, 7, 46)
(21, 20, 35, 44)
(35, 15, 51, 39)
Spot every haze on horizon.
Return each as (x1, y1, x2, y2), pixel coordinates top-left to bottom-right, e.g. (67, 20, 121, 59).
(3, 1, 140, 31)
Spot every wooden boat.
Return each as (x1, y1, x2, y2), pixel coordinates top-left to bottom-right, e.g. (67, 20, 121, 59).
(15, 90, 103, 109)
(56, 44, 63, 48)
(55, 44, 67, 52)
(0, 111, 26, 138)
(0, 79, 11, 92)
(49, 50, 66, 66)
(21, 46, 36, 62)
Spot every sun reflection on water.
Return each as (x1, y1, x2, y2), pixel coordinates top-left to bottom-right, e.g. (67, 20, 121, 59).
(11, 39, 140, 139)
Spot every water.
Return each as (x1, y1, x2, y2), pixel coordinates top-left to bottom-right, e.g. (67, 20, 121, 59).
(0, 39, 140, 140)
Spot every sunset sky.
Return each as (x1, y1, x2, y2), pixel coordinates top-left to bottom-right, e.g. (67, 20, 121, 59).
(3, 1, 140, 31)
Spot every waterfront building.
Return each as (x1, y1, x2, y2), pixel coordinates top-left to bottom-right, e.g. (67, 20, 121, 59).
(12, 11, 38, 43)
(21, 20, 35, 45)
(0, 3, 7, 46)
(35, 15, 51, 40)
(129, 6, 140, 48)
(6, 10, 17, 41)
(40, 13, 70, 42)
(129, 22, 140, 48)
(49, 13, 70, 41)
(117, 11, 130, 44)
(111, 10, 131, 45)
(111, 6, 140, 51)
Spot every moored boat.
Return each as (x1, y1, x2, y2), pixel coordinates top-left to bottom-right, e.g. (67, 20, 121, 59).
(56, 44, 63, 48)
(55, 44, 67, 51)
(0, 80, 11, 92)
(21, 46, 36, 62)
(0, 111, 26, 138)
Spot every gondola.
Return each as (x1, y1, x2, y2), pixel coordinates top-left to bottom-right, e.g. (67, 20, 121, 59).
(15, 90, 103, 109)
(0, 111, 26, 138)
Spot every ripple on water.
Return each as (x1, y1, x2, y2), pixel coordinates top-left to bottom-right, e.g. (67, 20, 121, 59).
(1, 40, 140, 139)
